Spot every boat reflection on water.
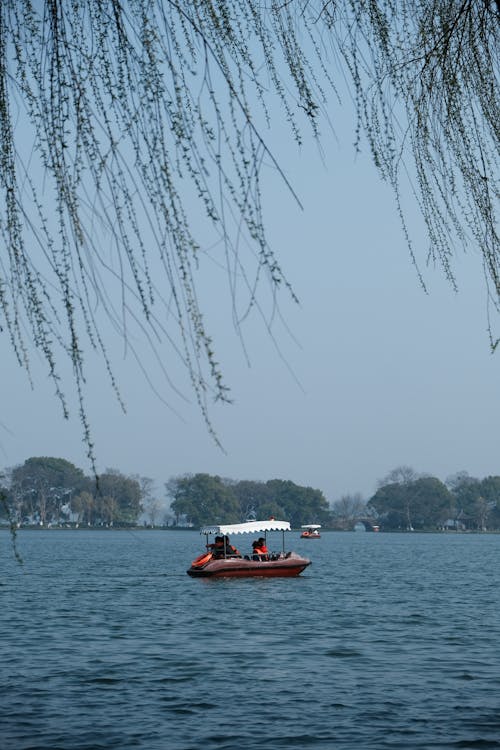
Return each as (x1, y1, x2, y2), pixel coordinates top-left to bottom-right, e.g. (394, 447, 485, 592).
(187, 519, 311, 577)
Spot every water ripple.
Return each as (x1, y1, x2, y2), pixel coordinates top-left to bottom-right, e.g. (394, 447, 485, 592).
(2, 530, 500, 749)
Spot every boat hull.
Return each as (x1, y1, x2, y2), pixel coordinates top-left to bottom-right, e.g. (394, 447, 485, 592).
(300, 532, 321, 538)
(187, 552, 311, 578)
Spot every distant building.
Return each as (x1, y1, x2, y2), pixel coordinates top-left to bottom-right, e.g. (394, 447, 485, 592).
(441, 519, 466, 531)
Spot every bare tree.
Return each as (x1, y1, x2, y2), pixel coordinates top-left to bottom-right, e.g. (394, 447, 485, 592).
(137, 476, 163, 527)
(332, 492, 367, 529)
(379, 466, 419, 488)
(144, 497, 164, 527)
(473, 496, 490, 531)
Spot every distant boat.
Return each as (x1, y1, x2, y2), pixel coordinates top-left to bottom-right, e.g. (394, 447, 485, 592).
(187, 519, 311, 577)
(300, 524, 321, 539)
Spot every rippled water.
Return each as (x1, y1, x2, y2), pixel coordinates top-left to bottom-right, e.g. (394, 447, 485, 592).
(2, 529, 500, 749)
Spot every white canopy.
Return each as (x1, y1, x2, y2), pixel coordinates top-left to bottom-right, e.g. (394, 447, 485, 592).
(200, 520, 291, 535)
(301, 524, 321, 529)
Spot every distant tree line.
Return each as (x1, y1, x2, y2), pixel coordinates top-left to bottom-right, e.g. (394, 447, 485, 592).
(3, 458, 500, 532)
(0, 459, 331, 529)
(166, 468, 500, 532)
(365, 467, 500, 533)
(166, 474, 330, 528)
(0, 457, 146, 527)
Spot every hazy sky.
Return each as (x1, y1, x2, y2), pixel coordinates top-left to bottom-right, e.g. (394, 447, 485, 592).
(3, 61, 500, 507)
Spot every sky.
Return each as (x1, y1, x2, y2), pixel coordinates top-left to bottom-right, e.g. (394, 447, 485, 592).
(2, 37, 500, 507)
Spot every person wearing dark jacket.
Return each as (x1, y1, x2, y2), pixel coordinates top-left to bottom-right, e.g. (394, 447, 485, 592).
(223, 535, 240, 557)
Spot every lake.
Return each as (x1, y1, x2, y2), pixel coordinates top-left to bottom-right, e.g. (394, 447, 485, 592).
(1, 529, 500, 749)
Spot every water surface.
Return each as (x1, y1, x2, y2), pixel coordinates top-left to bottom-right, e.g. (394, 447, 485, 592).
(2, 530, 500, 749)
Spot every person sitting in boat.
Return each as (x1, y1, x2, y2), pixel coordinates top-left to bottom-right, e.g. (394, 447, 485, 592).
(257, 538, 269, 556)
(223, 535, 241, 557)
(208, 536, 225, 558)
(252, 539, 268, 561)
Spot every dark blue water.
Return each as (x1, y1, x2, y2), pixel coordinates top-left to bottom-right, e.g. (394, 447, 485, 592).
(2, 530, 500, 750)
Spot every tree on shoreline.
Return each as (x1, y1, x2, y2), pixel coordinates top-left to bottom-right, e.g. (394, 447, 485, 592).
(167, 473, 330, 528)
(369, 468, 500, 531)
(332, 493, 367, 530)
(3, 457, 145, 526)
(4, 455, 500, 531)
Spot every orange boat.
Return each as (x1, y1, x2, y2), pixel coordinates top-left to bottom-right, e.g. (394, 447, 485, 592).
(187, 520, 311, 577)
(300, 524, 321, 539)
